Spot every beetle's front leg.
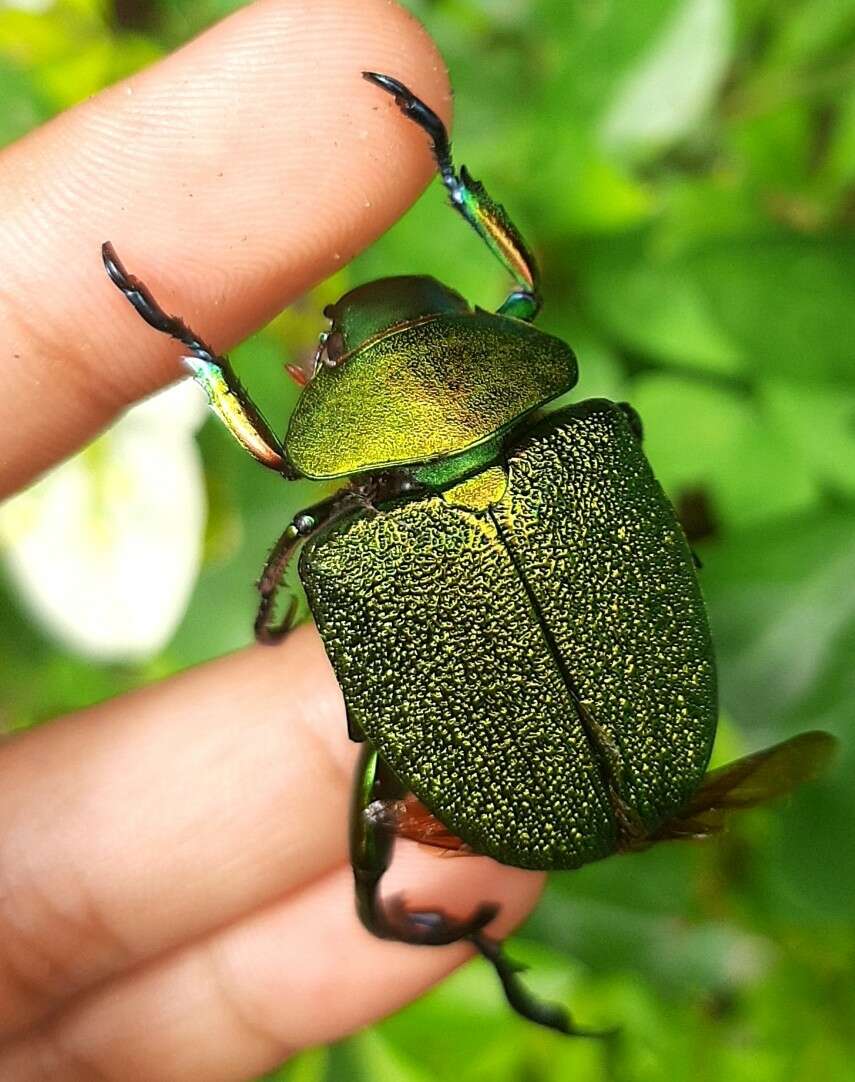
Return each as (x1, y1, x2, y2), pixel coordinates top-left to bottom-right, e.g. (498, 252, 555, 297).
(102, 242, 289, 474)
(363, 72, 542, 322)
(350, 747, 601, 1038)
(257, 473, 421, 643)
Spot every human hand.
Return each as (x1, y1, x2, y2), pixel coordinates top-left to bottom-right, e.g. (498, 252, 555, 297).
(0, 2, 543, 1078)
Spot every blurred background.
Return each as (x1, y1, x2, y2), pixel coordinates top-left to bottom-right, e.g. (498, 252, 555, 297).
(1, 0, 854, 1078)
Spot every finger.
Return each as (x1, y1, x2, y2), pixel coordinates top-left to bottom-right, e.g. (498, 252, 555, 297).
(0, 860, 543, 1082)
(0, 0, 450, 497)
(0, 628, 355, 1038)
(0, 627, 542, 1043)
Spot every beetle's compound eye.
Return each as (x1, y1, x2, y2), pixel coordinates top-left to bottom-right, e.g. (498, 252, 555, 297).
(323, 330, 346, 366)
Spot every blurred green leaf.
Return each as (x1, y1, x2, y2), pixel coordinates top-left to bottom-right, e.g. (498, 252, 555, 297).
(760, 379, 855, 497)
(581, 233, 855, 386)
(531, 882, 771, 994)
(262, 1046, 328, 1082)
(535, 0, 686, 125)
(703, 510, 855, 918)
(691, 237, 855, 384)
(630, 373, 818, 526)
(764, 0, 855, 69)
(580, 234, 747, 374)
(602, 0, 732, 158)
(0, 58, 51, 144)
(351, 1031, 435, 1082)
(704, 510, 855, 743)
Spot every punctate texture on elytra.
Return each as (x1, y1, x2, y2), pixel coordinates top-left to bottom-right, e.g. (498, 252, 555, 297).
(301, 400, 716, 870)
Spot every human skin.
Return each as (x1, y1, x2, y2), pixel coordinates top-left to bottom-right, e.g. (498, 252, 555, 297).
(0, 2, 543, 1079)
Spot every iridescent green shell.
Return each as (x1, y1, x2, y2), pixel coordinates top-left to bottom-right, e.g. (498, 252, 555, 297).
(299, 400, 718, 869)
(284, 309, 577, 480)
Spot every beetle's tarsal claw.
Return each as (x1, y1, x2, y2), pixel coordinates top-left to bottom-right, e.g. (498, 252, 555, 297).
(362, 71, 451, 165)
(101, 240, 125, 286)
(255, 594, 298, 645)
(362, 71, 423, 114)
(379, 894, 498, 946)
(102, 241, 166, 333)
(102, 241, 217, 361)
(362, 70, 400, 94)
(469, 931, 616, 1040)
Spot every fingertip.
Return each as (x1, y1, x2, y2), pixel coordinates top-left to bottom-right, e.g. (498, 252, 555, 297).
(0, 0, 452, 494)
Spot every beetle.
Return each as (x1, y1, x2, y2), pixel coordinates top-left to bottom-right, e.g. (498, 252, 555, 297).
(102, 71, 835, 1037)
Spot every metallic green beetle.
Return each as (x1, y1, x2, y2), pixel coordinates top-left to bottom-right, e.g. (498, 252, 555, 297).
(103, 72, 834, 1037)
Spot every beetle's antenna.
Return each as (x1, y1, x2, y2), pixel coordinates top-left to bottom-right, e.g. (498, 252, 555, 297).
(363, 71, 542, 322)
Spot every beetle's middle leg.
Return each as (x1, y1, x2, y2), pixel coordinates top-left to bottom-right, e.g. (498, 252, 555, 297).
(350, 746, 603, 1037)
(255, 489, 361, 644)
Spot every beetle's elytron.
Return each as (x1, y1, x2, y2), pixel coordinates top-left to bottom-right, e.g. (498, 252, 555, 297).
(103, 72, 834, 1036)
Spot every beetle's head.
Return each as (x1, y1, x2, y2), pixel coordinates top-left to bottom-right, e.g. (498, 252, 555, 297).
(283, 275, 578, 482)
(314, 276, 470, 371)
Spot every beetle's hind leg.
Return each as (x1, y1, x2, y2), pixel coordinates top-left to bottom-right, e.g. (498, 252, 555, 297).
(363, 72, 541, 322)
(351, 746, 606, 1038)
(468, 932, 614, 1039)
(350, 746, 497, 943)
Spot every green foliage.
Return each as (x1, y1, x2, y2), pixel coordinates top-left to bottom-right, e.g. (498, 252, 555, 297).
(2, 0, 854, 1078)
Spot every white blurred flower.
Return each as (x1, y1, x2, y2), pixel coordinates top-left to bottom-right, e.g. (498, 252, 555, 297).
(0, 380, 208, 663)
(2, 0, 55, 12)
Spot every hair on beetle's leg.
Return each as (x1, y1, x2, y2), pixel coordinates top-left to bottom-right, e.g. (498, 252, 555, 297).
(350, 747, 497, 944)
(255, 490, 361, 644)
(255, 525, 304, 645)
(101, 242, 289, 473)
(363, 72, 542, 322)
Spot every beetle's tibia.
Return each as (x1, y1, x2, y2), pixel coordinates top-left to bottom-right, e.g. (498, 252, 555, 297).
(182, 354, 288, 473)
(363, 72, 542, 322)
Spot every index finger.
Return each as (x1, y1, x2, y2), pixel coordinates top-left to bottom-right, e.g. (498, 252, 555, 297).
(0, 0, 450, 498)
